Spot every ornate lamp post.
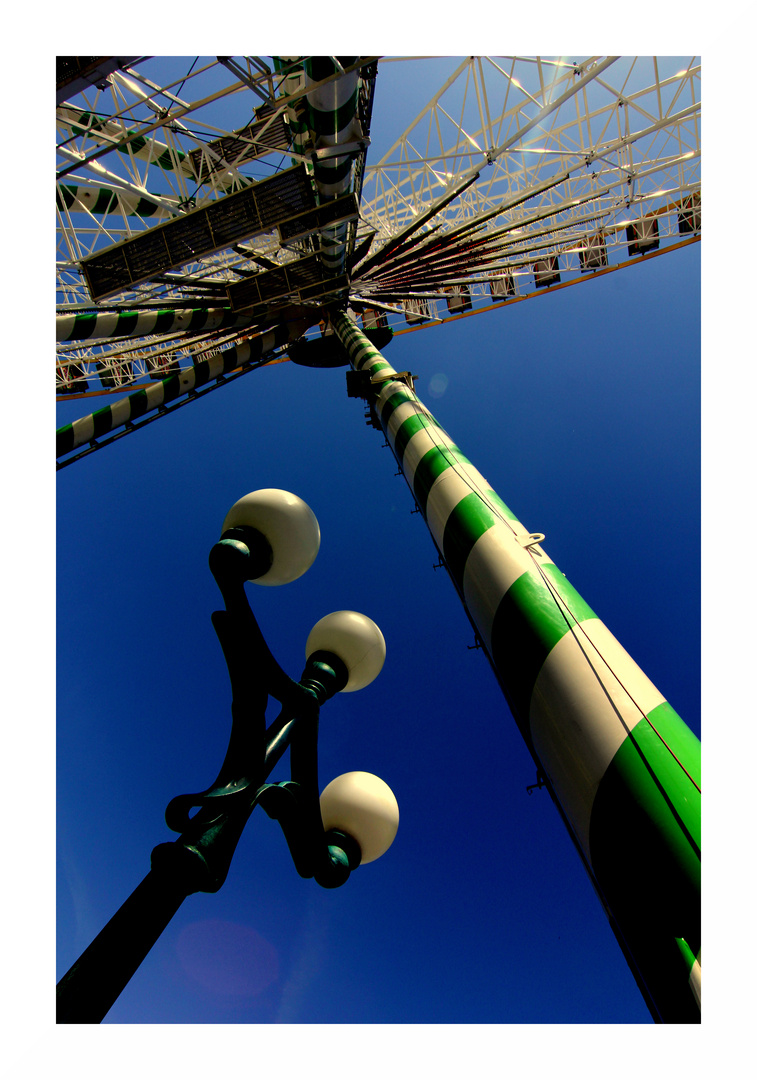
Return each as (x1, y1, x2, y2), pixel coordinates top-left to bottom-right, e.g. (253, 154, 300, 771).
(56, 488, 399, 1024)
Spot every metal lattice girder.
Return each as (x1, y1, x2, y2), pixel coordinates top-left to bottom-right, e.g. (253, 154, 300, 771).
(678, 192, 700, 234)
(227, 253, 324, 310)
(186, 104, 291, 183)
(56, 103, 198, 179)
(57, 57, 141, 105)
(80, 164, 315, 301)
(579, 234, 608, 271)
(353, 56, 700, 318)
(277, 191, 360, 245)
(227, 256, 350, 314)
(360, 57, 700, 241)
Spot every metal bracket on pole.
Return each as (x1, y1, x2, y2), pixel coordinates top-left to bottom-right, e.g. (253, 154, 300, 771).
(370, 370, 416, 391)
(526, 770, 547, 795)
(516, 532, 546, 549)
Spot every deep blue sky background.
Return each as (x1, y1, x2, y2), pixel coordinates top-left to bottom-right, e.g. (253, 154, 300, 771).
(49, 53, 708, 1062)
(55, 244, 700, 1025)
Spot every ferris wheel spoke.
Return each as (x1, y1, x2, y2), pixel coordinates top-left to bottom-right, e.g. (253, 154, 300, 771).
(354, 57, 698, 330)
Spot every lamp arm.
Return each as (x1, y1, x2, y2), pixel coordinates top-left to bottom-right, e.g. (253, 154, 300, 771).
(170, 538, 318, 803)
(257, 654, 359, 888)
(162, 557, 348, 888)
(209, 551, 307, 709)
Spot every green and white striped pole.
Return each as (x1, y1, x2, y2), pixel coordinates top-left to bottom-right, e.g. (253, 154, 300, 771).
(330, 309, 701, 1024)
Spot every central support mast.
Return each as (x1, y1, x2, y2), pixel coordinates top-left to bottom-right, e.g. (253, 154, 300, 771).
(330, 308, 701, 1024)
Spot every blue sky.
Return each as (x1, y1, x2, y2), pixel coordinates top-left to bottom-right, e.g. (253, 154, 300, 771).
(47, 53, 714, 1069)
(55, 239, 700, 1029)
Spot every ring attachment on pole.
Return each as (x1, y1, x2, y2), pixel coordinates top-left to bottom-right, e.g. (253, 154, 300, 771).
(516, 532, 546, 549)
(370, 370, 416, 390)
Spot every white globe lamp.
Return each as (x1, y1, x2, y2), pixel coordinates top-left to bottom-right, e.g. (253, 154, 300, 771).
(221, 489, 320, 585)
(320, 772, 399, 864)
(305, 610, 386, 692)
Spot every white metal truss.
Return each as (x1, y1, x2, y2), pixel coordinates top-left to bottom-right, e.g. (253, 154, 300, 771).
(56, 56, 700, 398)
(353, 56, 700, 324)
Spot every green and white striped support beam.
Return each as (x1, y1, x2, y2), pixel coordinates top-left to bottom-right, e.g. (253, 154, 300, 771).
(56, 320, 308, 458)
(273, 57, 312, 172)
(56, 183, 177, 220)
(330, 309, 701, 1024)
(272, 57, 362, 277)
(57, 306, 255, 344)
(57, 107, 194, 177)
(304, 57, 359, 198)
(304, 57, 360, 277)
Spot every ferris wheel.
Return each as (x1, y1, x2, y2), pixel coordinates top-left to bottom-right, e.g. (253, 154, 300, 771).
(55, 55, 700, 466)
(55, 56, 702, 1025)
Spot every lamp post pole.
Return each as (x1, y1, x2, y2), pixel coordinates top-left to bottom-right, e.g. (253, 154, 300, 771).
(56, 490, 398, 1024)
(330, 308, 701, 1023)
